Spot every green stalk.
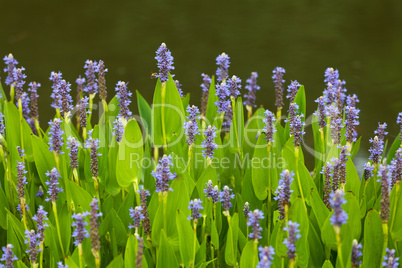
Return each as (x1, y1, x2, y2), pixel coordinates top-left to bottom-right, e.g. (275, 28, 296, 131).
(390, 182, 400, 240)
(78, 243, 84, 268)
(267, 144, 272, 244)
(187, 144, 194, 176)
(231, 97, 242, 160)
(335, 227, 345, 268)
(192, 220, 198, 268)
(246, 105, 252, 120)
(200, 216, 206, 244)
(133, 179, 141, 208)
(289, 259, 295, 268)
(10, 84, 15, 102)
(163, 191, 168, 231)
(34, 119, 42, 138)
(252, 240, 258, 268)
(295, 147, 307, 211)
(87, 93, 96, 127)
(20, 198, 28, 230)
(52, 201, 65, 257)
(94, 250, 101, 268)
(276, 107, 282, 124)
(73, 168, 79, 185)
(382, 222, 388, 262)
(18, 98, 25, 155)
(94, 176, 102, 213)
(161, 82, 168, 153)
(39, 243, 44, 268)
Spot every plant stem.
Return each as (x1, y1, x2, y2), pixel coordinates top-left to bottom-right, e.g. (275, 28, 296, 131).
(382, 222, 388, 262)
(163, 191, 168, 231)
(18, 98, 25, 156)
(161, 82, 168, 154)
(188, 144, 193, 176)
(52, 201, 65, 257)
(295, 147, 307, 211)
(335, 227, 344, 268)
(193, 221, 197, 268)
(267, 144, 272, 244)
(78, 243, 84, 268)
(276, 107, 282, 124)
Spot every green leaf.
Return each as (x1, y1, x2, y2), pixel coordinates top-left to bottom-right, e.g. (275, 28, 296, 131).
(136, 90, 152, 135)
(321, 260, 334, 268)
(65, 179, 93, 212)
(176, 211, 197, 267)
(157, 230, 179, 268)
(251, 135, 270, 200)
(362, 210, 383, 268)
(116, 118, 143, 188)
(240, 240, 259, 268)
(124, 235, 138, 268)
(31, 135, 56, 188)
(106, 254, 124, 268)
(390, 182, 402, 241)
(99, 209, 128, 247)
(289, 198, 310, 268)
(229, 97, 244, 153)
(225, 213, 239, 266)
(310, 188, 330, 230)
(205, 76, 217, 126)
(0, 186, 8, 230)
(345, 159, 360, 198)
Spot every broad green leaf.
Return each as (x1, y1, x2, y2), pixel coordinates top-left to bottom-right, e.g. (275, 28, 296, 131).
(390, 182, 402, 241)
(310, 188, 330, 230)
(345, 158, 360, 198)
(205, 76, 217, 126)
(31, 135, 56, 188)
(106, 254, 124, 268)
(251, 135, 270, 200)
(136, 90, 152, 135)
(289, 198, 310, 268)
(362, 210, 383, 268)
(240, 240, 259, 268)
(229, 97, 244, 153)
(176, 211, 197, 267)
(157, 230, 179, 268)
(124, 235, 138, 268)
(322, 260, 334, 268)
(225, 213, 239, 266)
(99, 209, 128, 247)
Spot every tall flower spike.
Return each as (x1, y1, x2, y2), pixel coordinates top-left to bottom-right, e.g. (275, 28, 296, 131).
(215, 82, 230, 113)
(351, 239, 363, 267)
(345, 106, 360, 143)
(58, 80, 73, 117)
(377, 165, 390, 222)
(363, 162, 374, 181)
(286, 80, 301, 103)
(283, 221, 301, 261)
(330, 158, 342, 191)
(200, 73, 211, 116)
(321, 163, 334, 210)
(72, 212, 90, 246)
(227, 75, 241, 99)
(20, 92, 31, 120)
(243, 202, 250, 222)
(77, 97, 90, 129)
(0, 244, 18, 267)
(136, 237, 144, 267)
(49, 71, 63, 109)
(152, 154, 176, 193)
(97, 60, 108, 100)
(329, 189, 348, 228)
(204, 180, 220, 203)
(247, 209, 264, 240)
(48, 118, 64, 154)
(262, 110, 277, 143)
(219, 185, 235, 211)
(66, 136, 80, 169)
(12, 67, 27, 101)
(338, 145, 350, 185)
(382, 248, 399, 268)
(32, 205, 49, 243)
(346, 94, 359, 108)
(275, 170, 294, 220)
(17, 161, 28, 200)
(85, 131, 101, 178)
(75, 75, 86, 101)
(183, 105, 200, 145)
(129, 206, 144, 229)
(137, 187, 151, 235)
(28, 82, 40, 120)
(112, 118, 124, 142)
(188, 199, 203, 221)
(369, 136, 384, 164)
(393, 148, 402, 186)
(36, 186, 44, 198)
(327, 105, 343, 144)
(397, 112, 402, 142)
(45, 168, 63, 202)
(286, 103, 299, 132)
(291, 114, 305, 147)
(84, 60, 99, 94)
(24, 230, 41, 264)
(174, 80, 184, 97)
(222, 105, 233, 130)
(0, 113, 5, 136)
(324, 67, 339, 85)
(257, 246, 275, 268)
(155, 43, 175, 83)
(244, 72, 260, 107)
(89, 198, 102, 252)
(115, 81, 132, 119)
(216, 53, 230, 83)
(272, 67, 286, 108)
(375, 122, 388, 141)
(201, 125, 218, 158)
(314, 96, 327, 128)
(3, 54, 18, 85)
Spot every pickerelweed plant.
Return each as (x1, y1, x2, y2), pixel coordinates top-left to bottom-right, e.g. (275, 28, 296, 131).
(0, 46, 401, 268)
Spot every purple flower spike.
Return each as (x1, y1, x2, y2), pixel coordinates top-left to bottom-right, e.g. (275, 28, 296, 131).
(0, 113, 5, 135)
(188, 199, 203, 221)
(272, 67, 286, 108)
(84, 60, 99, 94)
(3, 54, 18, 85)
(324, 67, 339, 85)
(67, 136, 80, 169)
(314, 96, 327, 129)
(77, 97, 90, 129)
(247, 209, 264, 240)
(72, 212, 90, 246)
(85, 131, 101, 178)
(28, 82, 40, 120)
(24, 229, 41, 264)
(32, 205, 49, 243)
(327, 105, 343, 144)
(48, 118, 64, 154)
(113, 118, 124, 142)
(155, 43, 175, 83)
(58, 80, 73, 117)
(286, 103, 299, 130)
(382, 248, 399, 268)
(351, 239, 363, 267)
(12, 67, 27, 101)
(346, 94, 359, 108)
(129, 206, 144, 229)
(201, 73, 211, 116)
(215, 82, 230, 113)
(204, 180, 219, 203)
(174, 80, 184, 97)
(152, 154, 176, 193)
(243, 202, 250, 222)
(115, 81, 132, 119)
(184, 105, 200, 145)
(219, 185, 235, 211)
(283, 221, 301, 261)
(397, 112, 402, 142)
(291, 114, 305, 147)
(363, 162, 374, 181)
(137, 187, 151, 235)
(50, 71, 63, 109)
(16, 161, 27, 198)
(45, 168, 63, 202)
(57, 262, 68, 268)
(216, 53, 230, 83)
(263, 110, 277, 143)
(286, 80, 301, 103)
(322, 163, 334, 210)
(36, 186, 44, 198)
(1, 244, 18, 267)
(227, 75, 241, 99)
(275, 170, 294, 220)
(257, 246, 275, 268)
(377, 165, 391, 222)
(202, 125, 218, 159)
(329, 189, 348, 229)
(97, 60, 108, 100)
(338, 145, 350, 185)
(20, 92, 31, 120)
(244, 72, 260, 107)
(76, 75, 86, 97)
(375, 122, 388, 141)
(369, 136, 384, 164)
(345, 106, 360, 143)
(90, 198, 102, 252)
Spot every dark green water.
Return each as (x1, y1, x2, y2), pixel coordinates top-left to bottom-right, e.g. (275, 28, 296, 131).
(2, 0, 402, 168)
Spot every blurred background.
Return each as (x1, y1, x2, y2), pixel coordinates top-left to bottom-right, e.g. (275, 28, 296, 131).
(1, 0, 402, 170)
